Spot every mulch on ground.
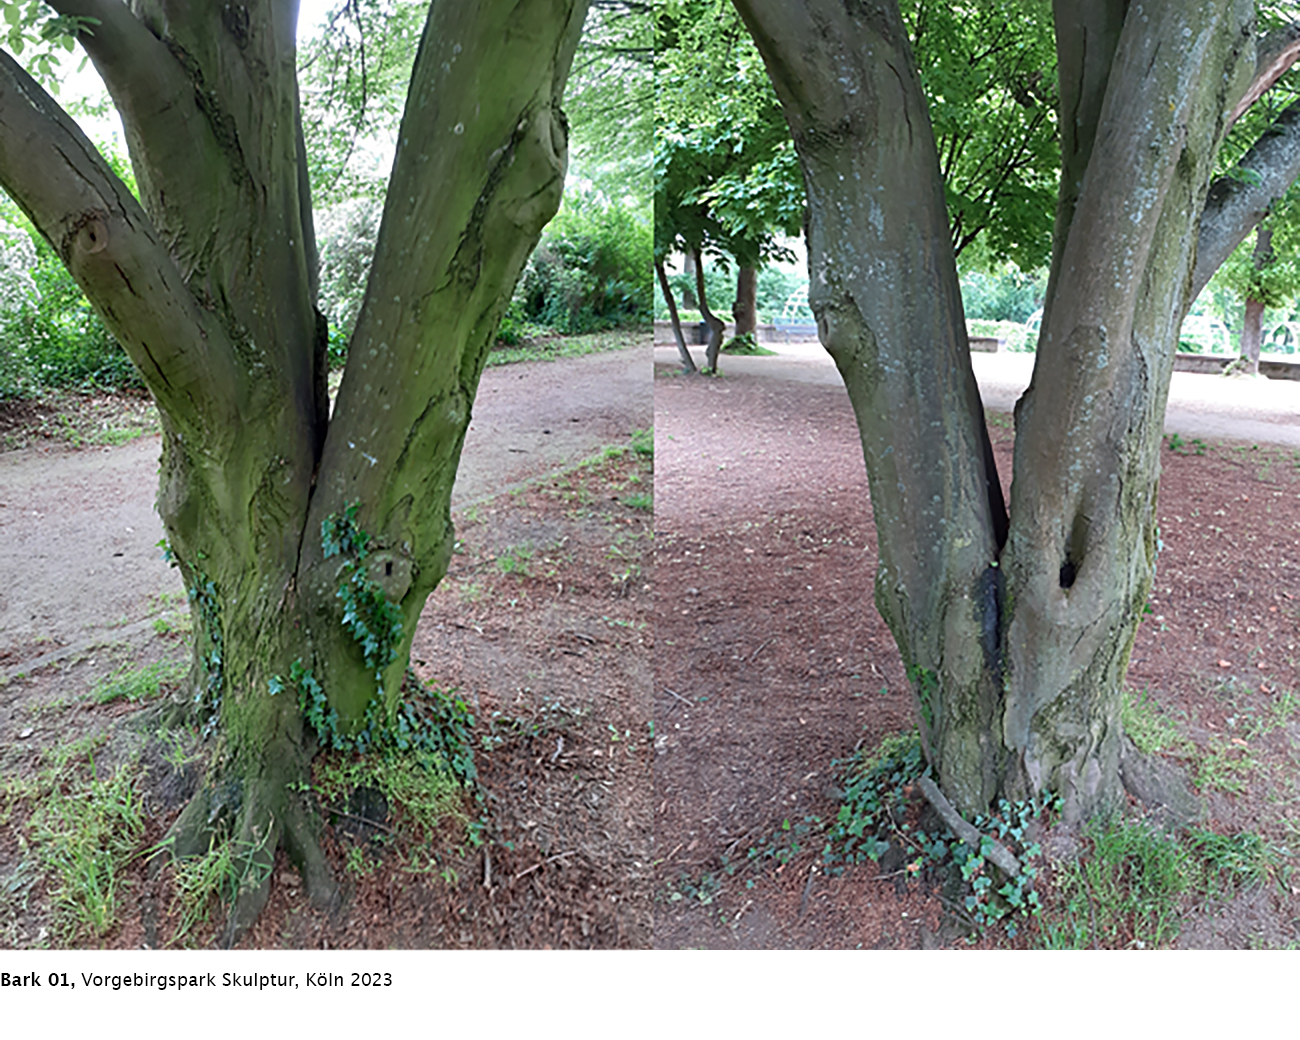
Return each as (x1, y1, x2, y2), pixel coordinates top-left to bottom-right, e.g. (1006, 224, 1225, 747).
(653, 362, 1300, 949)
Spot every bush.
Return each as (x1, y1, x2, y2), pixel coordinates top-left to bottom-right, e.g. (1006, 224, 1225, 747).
(516, 191, 651, 334)
(0, 225, 37, 398)
(317, 196, 381, 356)
(960, 264, 1046, 323)
(0, 221, 141, 394)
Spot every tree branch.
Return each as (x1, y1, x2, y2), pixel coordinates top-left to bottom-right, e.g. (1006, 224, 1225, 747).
(1228, 20, 1300, 128)
(0, 50, 235, 433)
(1193, 99, 1300, 299)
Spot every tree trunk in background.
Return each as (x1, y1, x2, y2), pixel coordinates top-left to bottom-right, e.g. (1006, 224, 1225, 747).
(681, 248, 700, 308)
(734, 0, 1253, 820)
(0, 0, 588, 939)
(733, 265, 758, 338)
(1238, 227, 1272, 375)
(1240, 296, 1265, 373)
(692, 246, 725, 372)
(657, 258, 697, 372)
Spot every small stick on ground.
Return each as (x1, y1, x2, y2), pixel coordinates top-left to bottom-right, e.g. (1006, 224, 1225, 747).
(513, 849, 577, 880)
(917, 776, 1021, 876)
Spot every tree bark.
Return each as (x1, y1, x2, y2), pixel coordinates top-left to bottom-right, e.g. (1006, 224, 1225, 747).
(1238, 227, 1271, 377)
(734, 0, 1253, 821)
(680, 247, 700, 308)
(732, 264, 758, 338)
(656, 258, 697, 372)
(692, 246, 724, 372)
(0, 0, 589, 940)
(1240, 296, 1265, 373)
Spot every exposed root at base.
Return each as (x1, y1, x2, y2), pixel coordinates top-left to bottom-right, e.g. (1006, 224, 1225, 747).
(164, 772, 341, 947)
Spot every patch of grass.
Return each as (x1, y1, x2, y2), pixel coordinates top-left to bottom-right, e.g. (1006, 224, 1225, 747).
(494, 544, 534, 576)
(1186, 828, 1278, 901)
(152, 612, 193, 636)
(621, 492, 653, 512)
(1195, 737, 1256, 794)
(157, 829, 274, 946)
(92, 657, 187, 705)
(1166, 432, 1208, 456)
(486, 328, 644, 367)
(1038, 817, 1284, 949)
(92, 427, 144, 447)
(1039, 816, 1190, 949)
(1122, 687, 1192, 756)
(21, 743, 145, 940)
(720, 333, 776, 356)
(630, 427, 653, 459)
(458, 580, 484, 604)
(312, 747, 468, 873)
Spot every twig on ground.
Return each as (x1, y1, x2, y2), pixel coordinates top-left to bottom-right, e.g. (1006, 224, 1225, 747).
(513, 850, 577, 880)
(662, 687, 691, 705)
(799, 863, 818, 917)
(749, 637, 774, 663)
(328, 807, 400, 840)
(917, 776, 1021, 876)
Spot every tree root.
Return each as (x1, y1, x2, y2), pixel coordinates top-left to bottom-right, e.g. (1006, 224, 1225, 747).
(163, 765, 341, 947)
(918, 776, 1022, 876)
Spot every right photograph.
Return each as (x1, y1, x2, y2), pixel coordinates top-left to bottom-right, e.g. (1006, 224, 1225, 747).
(653, 0, 1300, 949)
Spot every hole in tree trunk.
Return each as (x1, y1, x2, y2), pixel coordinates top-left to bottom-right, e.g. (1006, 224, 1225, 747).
(385, 561, 393, 576)
(1059, 560, 1077, 589)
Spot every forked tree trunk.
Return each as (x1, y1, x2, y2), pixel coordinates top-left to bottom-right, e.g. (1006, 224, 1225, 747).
(692, 247, 725, 372)
(734, 0, 1253, 820)
(732, 264, 758, 338)
(656, 258, 698, 373)
(0, 0, 588, 939)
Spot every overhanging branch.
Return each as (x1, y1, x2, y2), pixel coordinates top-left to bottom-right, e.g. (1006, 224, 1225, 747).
(1228, 20, 1300, 128)
(0, 50, 235, 433)
(1193, 99, 1300, 299)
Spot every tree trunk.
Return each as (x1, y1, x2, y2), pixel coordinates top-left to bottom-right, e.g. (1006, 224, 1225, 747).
(0, 0, 588, 940)
(1240, 296, 1265, 374)
(732, 264, 758, 338)
(692, 247, 725, 372)
(656, 258, 697, 373)
(681, 248, 700, 308)
(1238, 228, 1272, 376)
(734, 0, 1253, 821)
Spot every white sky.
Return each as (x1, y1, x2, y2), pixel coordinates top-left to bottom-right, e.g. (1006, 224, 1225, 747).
(55, 0, 336, 147)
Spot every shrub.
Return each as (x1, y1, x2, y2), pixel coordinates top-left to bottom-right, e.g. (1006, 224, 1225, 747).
(516, 191, 651, 334)
(0, 221, 141, 393)
(317, 195, 381, 359)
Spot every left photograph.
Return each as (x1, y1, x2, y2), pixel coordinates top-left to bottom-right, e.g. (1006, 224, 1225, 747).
(0, 0, 652, 949)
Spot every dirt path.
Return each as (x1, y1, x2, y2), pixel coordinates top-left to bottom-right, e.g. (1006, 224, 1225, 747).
(657, 342, 1300, 446)
(0, 341, 651, 680)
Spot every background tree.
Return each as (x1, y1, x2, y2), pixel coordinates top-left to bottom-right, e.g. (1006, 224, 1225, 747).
(654, 0, 801, 370)
(902, 0, 1059, 271)
(732, 0, 1281, 827)
(0, 0, 589, 937)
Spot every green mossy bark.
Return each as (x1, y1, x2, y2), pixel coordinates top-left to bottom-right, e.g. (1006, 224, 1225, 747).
(0, 0, 590, 942)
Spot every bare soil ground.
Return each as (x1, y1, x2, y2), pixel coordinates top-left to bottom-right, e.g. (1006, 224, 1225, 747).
(0, 336, 652, 949)
(653, 349, 1300, 949)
